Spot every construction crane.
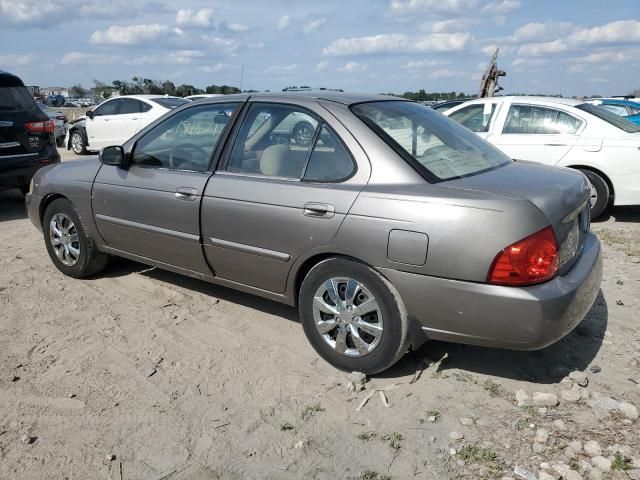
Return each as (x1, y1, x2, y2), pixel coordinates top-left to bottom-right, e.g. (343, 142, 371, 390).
(479, 48, 506, 98)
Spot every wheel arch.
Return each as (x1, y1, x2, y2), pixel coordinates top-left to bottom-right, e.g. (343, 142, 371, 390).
(291, 252, 428, 351)
(567, 164, 615, 200)
(40, 193, 69, 225)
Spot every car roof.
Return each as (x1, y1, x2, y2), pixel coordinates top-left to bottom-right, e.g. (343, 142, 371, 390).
(0, 70, 25, 87)
(195, 91, 403, 106)
(110, 94, 185, 100)
(598, 98, 640, 107)
(467, 96, 584, 107)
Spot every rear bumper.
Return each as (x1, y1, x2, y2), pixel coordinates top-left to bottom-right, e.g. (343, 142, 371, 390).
(381, 232, 602, 350)
(0, 147, 59, 191)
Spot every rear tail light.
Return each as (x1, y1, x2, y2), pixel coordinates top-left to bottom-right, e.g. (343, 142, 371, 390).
(487, 226, 559, 286)
(25, 120, 55, 133)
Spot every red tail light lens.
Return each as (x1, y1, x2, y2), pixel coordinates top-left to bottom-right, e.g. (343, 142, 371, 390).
(25, 120, 55, 133)
(488, 226, 559, 286)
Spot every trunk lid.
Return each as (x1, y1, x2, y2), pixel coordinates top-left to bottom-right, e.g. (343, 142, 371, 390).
(444, 161, 591, 273)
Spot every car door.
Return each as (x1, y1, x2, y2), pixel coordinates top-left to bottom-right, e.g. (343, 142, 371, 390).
(446, 102, 499, 140)
(488, 103, 583, 165)
(201, 100, 370, 293)
(108, 98, 145, 143)
(92, 101, 240, 274)
(85, 98, 121, 150)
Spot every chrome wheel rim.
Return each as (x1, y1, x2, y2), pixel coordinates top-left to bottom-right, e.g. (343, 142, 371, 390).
(589, 182, 597, 208)
(312, 277, 383, 357)
(294, 124, 313, 146)
(71, 133, 83, 154)
(49, 213, 80, 266)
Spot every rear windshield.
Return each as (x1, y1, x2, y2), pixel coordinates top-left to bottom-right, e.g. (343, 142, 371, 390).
(351, 101, 511, 181)
(0, 86, 36, 111)
(576, 103, 640, 133)
(150, 97, 189, 109)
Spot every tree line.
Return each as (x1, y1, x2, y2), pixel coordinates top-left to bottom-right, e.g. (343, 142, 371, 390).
(69, 78, 245, 99)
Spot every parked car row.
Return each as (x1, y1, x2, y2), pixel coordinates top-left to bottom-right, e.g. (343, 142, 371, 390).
(37, 103, 68, 147)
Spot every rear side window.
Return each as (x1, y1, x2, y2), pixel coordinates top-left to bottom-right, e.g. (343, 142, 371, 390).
(119, 99, 143, 114)
(503, 105, 583, 134)
(448, 103, 496, 132)
(601, 104, 628, 116)
(225, 103, 355, 182)
(151, 97, 189, 109)
(0, 86, 36, 111)
(576, 103, 640, 133)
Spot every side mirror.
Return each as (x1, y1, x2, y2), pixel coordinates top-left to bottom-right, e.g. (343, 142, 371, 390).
(86, 110, 94, 119)
(99, 146, 125, 167)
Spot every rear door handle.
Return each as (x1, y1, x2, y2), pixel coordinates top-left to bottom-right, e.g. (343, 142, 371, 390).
(175, 187, 198, 201)
(544, 143, 567, 146)
(303, 202, 335, 218)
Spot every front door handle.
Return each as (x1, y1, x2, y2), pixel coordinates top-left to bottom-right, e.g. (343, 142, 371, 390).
(175, 187, 198, 201)
(303, 202, 335, 218)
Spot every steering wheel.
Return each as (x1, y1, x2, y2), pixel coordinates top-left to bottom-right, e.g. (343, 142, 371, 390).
(168, 143, 209, 170)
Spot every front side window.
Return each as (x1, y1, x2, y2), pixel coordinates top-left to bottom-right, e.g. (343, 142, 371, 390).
(132, 103, 239, 171)
(448, 103, 497, 132)
(93, 99, 120, 116)
(352, 101, 511, 182)
(503, 105, 583, 134)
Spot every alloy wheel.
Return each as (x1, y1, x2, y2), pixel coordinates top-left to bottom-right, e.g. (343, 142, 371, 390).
(49, 213, 80, 266)
(71, 132, 83, 154)
(312, 277, 383, 357)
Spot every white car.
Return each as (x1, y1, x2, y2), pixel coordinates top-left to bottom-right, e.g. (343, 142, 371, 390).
(66, 95, 189, 155)
(444, 96, 640, 218)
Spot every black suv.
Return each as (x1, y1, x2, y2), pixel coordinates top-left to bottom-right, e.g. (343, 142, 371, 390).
(1, 70, 60, 194)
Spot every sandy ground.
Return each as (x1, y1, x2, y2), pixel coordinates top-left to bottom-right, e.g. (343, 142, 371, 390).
(0, 150, 639, 480)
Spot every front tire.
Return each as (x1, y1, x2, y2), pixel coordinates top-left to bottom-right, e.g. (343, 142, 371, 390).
(579, 169, 609, 219)
(299, 258, 410, 374)
(43, 198, 109, 278)
(70, 130, 87, 155)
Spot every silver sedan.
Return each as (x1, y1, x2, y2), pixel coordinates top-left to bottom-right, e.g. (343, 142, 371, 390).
(26, 92, 602, 373)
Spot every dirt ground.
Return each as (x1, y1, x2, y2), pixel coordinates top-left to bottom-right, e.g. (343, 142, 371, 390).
(1, 152, 639, 480)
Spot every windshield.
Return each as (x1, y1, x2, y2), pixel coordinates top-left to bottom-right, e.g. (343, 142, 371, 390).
(0, 86, 36, 111)
(352, 101, 511, 181)
(151, 97, 190, 109)
(576, 103, 640, 133)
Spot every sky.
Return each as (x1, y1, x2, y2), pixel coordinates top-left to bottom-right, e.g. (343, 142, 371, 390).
(0, 0, 639, 97)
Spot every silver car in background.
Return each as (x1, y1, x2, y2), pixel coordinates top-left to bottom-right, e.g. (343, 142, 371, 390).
(26, 93, 602, 373)
(37, 103, 67, 147)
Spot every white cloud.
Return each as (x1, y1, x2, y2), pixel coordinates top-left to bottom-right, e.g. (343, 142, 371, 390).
(176, 8, 214, 28)
(315, 61, 330, 72)
(202, 36, 243, 55)
(0, 53, 34, 66)
(199, 63, 228, 73)
(404, 59, 450, 70)
(389, 0, 478, 16)
(512, 22, 573, 42)
(91, 24, 183, 45)
(60, 51, 120, 64)
(0, 0, 138, 27)
(277, 15, 291, 31)
(338, 62, 367, 73)
(265, 64, 298, 74)
(226, 22, 249, 33)
(569, 20, 640, 46)
(517, 39, 568, 57)
(323, 32, 471, 55)
(429, 68, 456, 79)
(481, 0, 520, 15)
(303, 17, 327, 34)
(421, 19, 476, 33)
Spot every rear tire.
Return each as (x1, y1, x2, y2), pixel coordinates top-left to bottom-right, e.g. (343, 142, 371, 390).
(43, 198, 109, 278)
(579, 169, 609, 219)
(299, 258, 410, 374)
(70, 130, 87, 155)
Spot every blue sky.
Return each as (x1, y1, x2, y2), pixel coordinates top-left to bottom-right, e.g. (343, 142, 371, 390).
(1, 0, 638, 96)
